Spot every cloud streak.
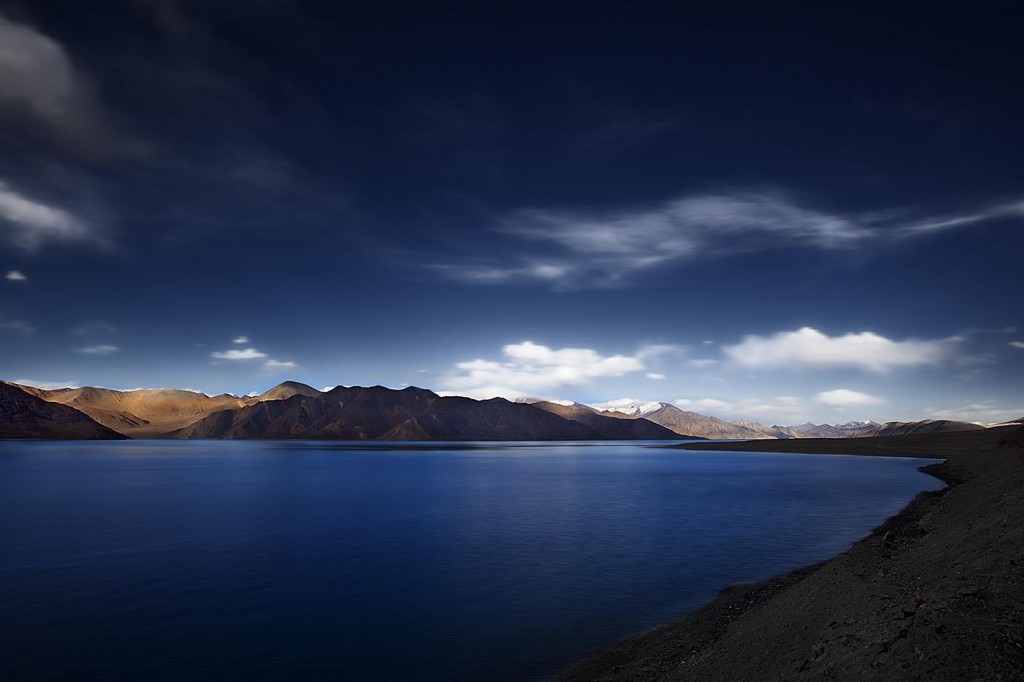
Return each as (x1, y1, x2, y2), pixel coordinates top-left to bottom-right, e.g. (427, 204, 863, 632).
(428, 192, 1024, 289)
(4, 269, 26, 281)
(77, 344, 119, 355)
(0, 180, 96, 251)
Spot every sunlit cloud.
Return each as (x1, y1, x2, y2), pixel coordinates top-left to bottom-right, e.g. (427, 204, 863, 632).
(233, 336, 250, 344)
(645, 372, 666, 380)
(815, 388, 886, 408)
(439, 340, 646, 400)
(211, 348, 267, 360)
(4, 270, 26, 281)
(723, 326, 955, 373)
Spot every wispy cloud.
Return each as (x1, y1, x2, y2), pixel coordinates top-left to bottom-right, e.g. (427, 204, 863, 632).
(929, 401, 1024, 424)
(0, 318, 34, 334)
(439, 340, 647, 400)
(645, 372, 666, 380)
(723, 326, 955, 373)
(70, 322, 117, 337)
(427, 192, 1024, 289)
(4, 270, 26, 281)
(233, 336, 250, 344)
(211, 348, 267, 360)
(0, 180, 97, 251)
(673, 395, 806, 422)
(76, 344, 119, 355)
(0, 12, 139, 153)
(815, 388, 886, 408)
(264, 359, 297, 369)
(12, 379, 78, 390)
(1010, 341, 1024, 350)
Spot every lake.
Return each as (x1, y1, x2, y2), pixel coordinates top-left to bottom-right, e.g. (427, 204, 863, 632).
(0, 440, 942, 681)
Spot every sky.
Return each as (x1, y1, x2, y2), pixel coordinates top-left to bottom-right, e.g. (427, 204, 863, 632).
(1, 1, 1023, 424)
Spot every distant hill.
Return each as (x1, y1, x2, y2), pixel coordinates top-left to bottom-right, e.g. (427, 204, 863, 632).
(0, 382, 127, 440)
(595, 402, 774, 440)
(531, 401, 694, 439)
(736, 420, 880, 439)
(169, 386, 665, 441)
(856, 419, 986, 438)
(254, 381, 322, 402)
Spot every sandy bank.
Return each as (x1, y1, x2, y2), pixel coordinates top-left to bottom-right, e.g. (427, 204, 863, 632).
(554, 426, 1024, 681)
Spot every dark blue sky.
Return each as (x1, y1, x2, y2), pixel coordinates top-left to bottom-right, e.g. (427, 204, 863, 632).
(1, 1, 1022, 423)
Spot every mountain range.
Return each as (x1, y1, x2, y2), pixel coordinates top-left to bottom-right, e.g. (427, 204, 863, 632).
(0, 380, 1009, 442)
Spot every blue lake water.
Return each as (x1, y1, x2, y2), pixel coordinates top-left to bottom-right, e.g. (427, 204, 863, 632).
(0, 440, 942, 681)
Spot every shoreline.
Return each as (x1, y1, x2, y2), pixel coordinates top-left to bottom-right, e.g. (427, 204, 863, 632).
(553, 426, 1024, 680)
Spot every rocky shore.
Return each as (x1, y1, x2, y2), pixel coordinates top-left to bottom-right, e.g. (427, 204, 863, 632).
(555, 426, 1024, 681)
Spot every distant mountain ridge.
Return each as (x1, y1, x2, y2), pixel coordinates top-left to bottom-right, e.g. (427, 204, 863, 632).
(4, 379, 1000, 442)
(0, 382, 126, 440)
(170, 386, 693, 441)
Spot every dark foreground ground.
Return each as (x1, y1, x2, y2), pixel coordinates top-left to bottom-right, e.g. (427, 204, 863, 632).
(555, 426, 1024, 681)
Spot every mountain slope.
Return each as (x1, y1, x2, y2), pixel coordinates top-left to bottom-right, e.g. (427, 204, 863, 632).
(604, 403, 774, 440)
(170, 386, 610, 440)
(532, 401, 695, 439)
(857, 419, 986, 438)
(0, 382, 127, 440)
(254, 381, 322, 402)
(19, 385, 246, 437)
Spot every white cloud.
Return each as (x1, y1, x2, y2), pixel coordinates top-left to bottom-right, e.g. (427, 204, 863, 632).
(723, 326, 954, 373)
(12, 379, 78, 390)
(645, 372, 666, 380)
(76, 344, 118, 355)
(673, 395, 806, 422)
(929, 401, 1024, 425)
(427, 192, 1024, 289)
(687, 358, 718, 368)
(1010, 341, 1024, 350)
(232, 336, 250, 344)
(0, 318, 34, 334)
(440, 340, 646, 400)
(264, 359, 297, 369)
(815, 388, 886, 408)
(211, 348, 267, 361)
(0, 180, 94, 251)
(4, 269, 26, 281)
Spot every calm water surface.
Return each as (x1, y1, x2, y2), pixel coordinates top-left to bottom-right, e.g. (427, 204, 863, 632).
(0, 440, 942, 681)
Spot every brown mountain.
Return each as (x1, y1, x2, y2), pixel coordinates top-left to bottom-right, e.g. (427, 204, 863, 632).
(253, 381, 322, 402)
(19, 385, 247, 437)
(856, 419, 986, 438)
(608, 403, 774, 440)
(0, 382, 127, 440)
(532, 401, 694, 439)
(168, 385, 659, 440)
